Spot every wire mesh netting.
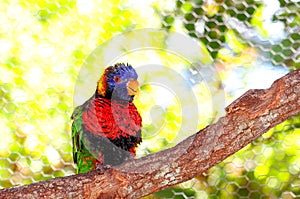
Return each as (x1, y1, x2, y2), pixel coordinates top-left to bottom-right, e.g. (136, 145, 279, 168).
(0, 0, 299, 198)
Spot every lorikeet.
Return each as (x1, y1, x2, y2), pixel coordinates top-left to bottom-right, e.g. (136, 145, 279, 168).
(72, 63, 142, 174)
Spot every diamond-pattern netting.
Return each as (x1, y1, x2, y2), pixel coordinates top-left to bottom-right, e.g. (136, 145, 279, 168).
(0, 0, 299, 198)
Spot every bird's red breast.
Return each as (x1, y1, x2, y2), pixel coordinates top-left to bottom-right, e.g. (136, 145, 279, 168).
(82, 97, 142, 140)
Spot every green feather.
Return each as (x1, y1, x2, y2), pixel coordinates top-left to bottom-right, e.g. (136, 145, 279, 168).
(71, 97, 97, 174)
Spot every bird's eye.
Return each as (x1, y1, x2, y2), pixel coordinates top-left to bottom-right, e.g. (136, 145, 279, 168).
(114, 76, 121, 82)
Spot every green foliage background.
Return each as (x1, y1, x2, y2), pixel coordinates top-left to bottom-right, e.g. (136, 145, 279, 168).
(0, 0, 299, 198)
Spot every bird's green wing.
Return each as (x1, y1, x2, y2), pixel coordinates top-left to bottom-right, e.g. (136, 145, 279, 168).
(71, 104, 84, 165)
(71, 96, 93, 163)
(71, 96, 99, 173)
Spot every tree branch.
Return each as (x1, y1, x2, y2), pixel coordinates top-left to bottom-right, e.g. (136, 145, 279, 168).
(1, 69, 300, 199)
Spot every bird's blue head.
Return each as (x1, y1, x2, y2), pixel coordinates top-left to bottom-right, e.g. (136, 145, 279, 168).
(96, 63, 139, 102)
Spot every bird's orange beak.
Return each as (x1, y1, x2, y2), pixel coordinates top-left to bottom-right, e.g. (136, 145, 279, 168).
(127, 80, 139, 96)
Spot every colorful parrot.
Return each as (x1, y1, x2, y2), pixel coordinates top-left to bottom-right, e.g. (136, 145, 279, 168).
(71, 63, 142, 174)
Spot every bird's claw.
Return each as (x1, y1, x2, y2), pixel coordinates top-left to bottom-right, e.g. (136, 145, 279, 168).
(96, 164, 112, 173)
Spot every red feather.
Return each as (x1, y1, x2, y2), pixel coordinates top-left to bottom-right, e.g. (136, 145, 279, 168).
(82, 97, 142, 140)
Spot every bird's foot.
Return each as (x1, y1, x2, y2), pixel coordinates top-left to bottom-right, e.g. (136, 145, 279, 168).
(96, 164, 112, 174)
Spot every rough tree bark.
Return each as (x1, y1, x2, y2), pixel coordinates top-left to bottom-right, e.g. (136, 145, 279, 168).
(1, 69, 300, 199)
